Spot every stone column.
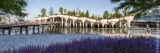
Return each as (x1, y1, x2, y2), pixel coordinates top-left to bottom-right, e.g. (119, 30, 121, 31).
(102, 24, 105, 28)
(65, 19, 68, 27)
(80, 22, 82, 27)
(76, 22, 78, 27)
(98, 24, 100, 28)
(91, 23, 93, 28)
(112, 24, 115, 28)
(85, 23, 88, 28)
(45, 20, 47, 23)
(52, 18, 54, 22)
(127, 22, 131, 28)
(82, 22, 85, 27)
(72, 20, 75, 27)
(61, 17, 64, 27)
(70, 21, 72, 27)
(119, 21, 122, 28)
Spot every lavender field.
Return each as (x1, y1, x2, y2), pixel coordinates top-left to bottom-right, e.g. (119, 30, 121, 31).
(1, 36, 159, 53)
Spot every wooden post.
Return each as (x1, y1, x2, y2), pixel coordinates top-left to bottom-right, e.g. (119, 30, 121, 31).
(61, 17, 64, 27)
(25, 27, 28, 35)
(33, 26, 35, 34)
(20, 27, 22, 34)
(42, 25, 44, 33)
(2, 29, 5, 35)
(8, 29, 11, 35)
(37, 26, 40, 34)
(50, 24, 52, 32)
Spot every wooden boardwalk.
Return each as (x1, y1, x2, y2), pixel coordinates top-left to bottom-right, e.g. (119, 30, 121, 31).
(0, 22, 61, 35)
(0, 22, 61, 29)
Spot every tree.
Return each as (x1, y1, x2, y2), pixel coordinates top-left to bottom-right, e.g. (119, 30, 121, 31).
(38, 14, 41, 17)
(123, 8, 130, 16)
(0, 0, 27, 17)
(111, 0, 160, 18)
(41, 8, 46, 17)
(72, 10, 76, 16)
(85, 10, 89, 17)
(103, 10, 110, 19)
(49, 7, 54, 15)
(112, 10, 122, 18)
(91, 14, 95, 19)
(67, 11, 71, 15)
(64, 9, 67, 14)
(109, 13, 113, 18)
(80, 12, 85, 17)
(59, 7, 63, 14)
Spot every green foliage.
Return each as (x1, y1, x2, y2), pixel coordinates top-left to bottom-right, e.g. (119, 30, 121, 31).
(91, 14, 95, 19)
(85, 10, 89, 17)
(49, 7, 53, 15)
(0, 0, 27, 17)
(123, 8, 130, 16)
(59, 7, 63, 14)
(112, 10, 122, 18)
(0, 17, 2, 21)
(72, 10, 76, 16)
(109, 13, 113, 18)
(80, 12, 85, 17)
(67, 11, 71, 15)
(41, 8, 46, 17)
(38, 14, 41, 17)
(103, 10, 110, 19)
(64, 9, 67, 14)
(111, 0, 160, 18)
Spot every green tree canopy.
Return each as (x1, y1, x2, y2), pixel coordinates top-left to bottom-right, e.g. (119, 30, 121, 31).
(41, 8, 46, 17)
(67, 11, 71, 15)
(85, 10, 89, 17)
(91, 14, 95, 19)
(0, 0, 27, 17)
(59, 7, 63, 14)
(64, 9, 67, 14)
(112, 10, 122, 18)
(72, 10, 76, 16)
(123, 8, 130, 16)
(80, 12, 85, 17)
(103, 10, 110, 19)
(111, 0, 160, 18)
(49, 7, 54, 15)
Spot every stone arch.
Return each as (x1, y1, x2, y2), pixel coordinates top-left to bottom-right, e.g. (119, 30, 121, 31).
(46, 18, 52, 22)
(84, 20, 91, 27)
(67, 18, 74, 27)
(54, 17, 62, 23)
(75, 19, 83, 27)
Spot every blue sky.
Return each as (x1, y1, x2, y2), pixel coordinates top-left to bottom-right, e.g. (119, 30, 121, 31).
(25, 0, 119, 20)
